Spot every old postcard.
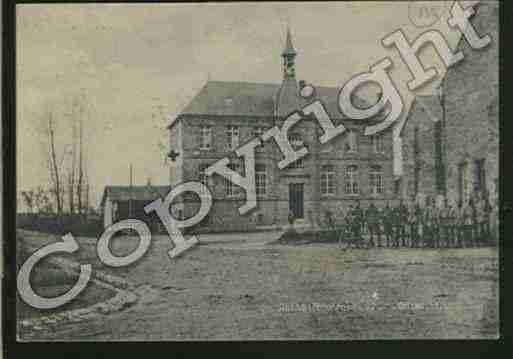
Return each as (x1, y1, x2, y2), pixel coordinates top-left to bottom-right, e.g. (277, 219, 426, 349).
(15, 1, 498, 341)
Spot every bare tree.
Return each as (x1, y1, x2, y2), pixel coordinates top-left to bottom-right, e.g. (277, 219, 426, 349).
(67, 102, 78, 214)
(34, 186, 52, 214)
(42, 107, 64, 214)
(77, 114, 85, 214)
(39, 91, 94, 215)
(20, 190, 35, 213)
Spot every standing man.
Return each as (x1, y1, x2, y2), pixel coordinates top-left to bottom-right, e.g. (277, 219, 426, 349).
(423, 197, 435, 248)
(391, 202, 401, 248)
(455, 200, 464, 248)
(383, 201, 393, 248)
(376, 205, 384, 247)
(490, 196, 499, 243)
(484, 192, 493, 245)
(439, 198, 451, 248)
(447, 199, 458, 247)
(341, 205, 354, 250)
(352, 200, 364, 248)
(474, 193, 484, 246)
(476, 192, 492, 246)
(407, 196, 419, 248)
(366, 200, 380, 248)
(398, 199, 408, 247)
(462, 198, 475, 247)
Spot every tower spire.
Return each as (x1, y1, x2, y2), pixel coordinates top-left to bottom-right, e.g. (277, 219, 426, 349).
(281, 27, 297, 80)
(282, 27, 297, 56)
(277, 27, 299, 116)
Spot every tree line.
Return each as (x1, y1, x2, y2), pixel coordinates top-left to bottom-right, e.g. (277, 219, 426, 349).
(20, 91, 95, 215)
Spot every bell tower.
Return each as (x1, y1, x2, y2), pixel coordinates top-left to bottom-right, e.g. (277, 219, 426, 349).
(282, 27, 297, 79)
(277, 27, 299, 117)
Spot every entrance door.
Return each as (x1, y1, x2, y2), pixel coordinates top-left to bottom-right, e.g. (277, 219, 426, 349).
(289, 183, 304, 219)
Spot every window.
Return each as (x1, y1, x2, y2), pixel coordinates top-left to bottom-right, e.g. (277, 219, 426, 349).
(413, 126, 420, 196)
(434, 120, 445, 193)
(369, 165, 384, 195)
(199, 126, 212, 150)
(474, 158, 486, 195)
(225, 163, 240, 197)
(371, 134, 384, 153)
(458, 161, 471, 203)
(394, 178, 401, 196)
(198, 164, 209, 196)
(289, 132, 304, 149)
(288, 157, 304, 169)
(255, 164, 267, 195)
(253, 126, 266, 151)
(253, 126, 265, 138)
(320, 165, 335, 196)
(346, 130, 358, 152)
(227, 126, 239, 150)
(344, 165, 359, 194)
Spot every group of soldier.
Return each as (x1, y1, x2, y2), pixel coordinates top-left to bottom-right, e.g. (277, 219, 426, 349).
(322, 192, 498, 249)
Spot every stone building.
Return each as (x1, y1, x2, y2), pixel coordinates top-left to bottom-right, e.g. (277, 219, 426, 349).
(401, 1, 498, 205)
(443, 1, 498, 205)
(168, 29, 398, 233)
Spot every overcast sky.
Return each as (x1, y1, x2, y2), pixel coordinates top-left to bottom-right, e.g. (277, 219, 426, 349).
(17, 2, 463, 209)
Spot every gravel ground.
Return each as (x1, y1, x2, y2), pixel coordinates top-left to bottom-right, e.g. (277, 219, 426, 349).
(17, 230, 498, 340)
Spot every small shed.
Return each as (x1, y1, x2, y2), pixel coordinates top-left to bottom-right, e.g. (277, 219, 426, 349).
(100, 185, 171, 229)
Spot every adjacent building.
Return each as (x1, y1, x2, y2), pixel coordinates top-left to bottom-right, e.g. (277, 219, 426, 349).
(401, 1, 498, 205)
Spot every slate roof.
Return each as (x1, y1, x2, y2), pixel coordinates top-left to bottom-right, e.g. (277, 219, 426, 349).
(100, 185, 170, 207)
(176, 80, 370, 122)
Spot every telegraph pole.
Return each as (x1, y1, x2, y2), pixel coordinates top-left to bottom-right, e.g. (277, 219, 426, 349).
(129, 164, 133, 218)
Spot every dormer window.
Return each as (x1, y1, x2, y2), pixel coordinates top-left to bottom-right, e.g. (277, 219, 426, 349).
(289, 132, 303, 149)
(225, 162, 240, 197)
(371, 134, 384, 153)
(199, 126, 212, 150)
(320, 165, 335, 196)
(346, 130, 358, 153)
(253, 126, 267, 151)
(288, 157, 304, 169)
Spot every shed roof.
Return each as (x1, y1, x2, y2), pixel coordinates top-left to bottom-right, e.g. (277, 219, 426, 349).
(100, 185, 170, 207)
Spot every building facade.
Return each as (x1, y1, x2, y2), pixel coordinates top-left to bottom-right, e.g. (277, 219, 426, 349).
(401, 1, 498, 205)
(168, 29, 398, 233)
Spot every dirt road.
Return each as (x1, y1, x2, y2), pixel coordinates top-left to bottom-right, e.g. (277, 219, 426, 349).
(18, 231, 498, 340)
